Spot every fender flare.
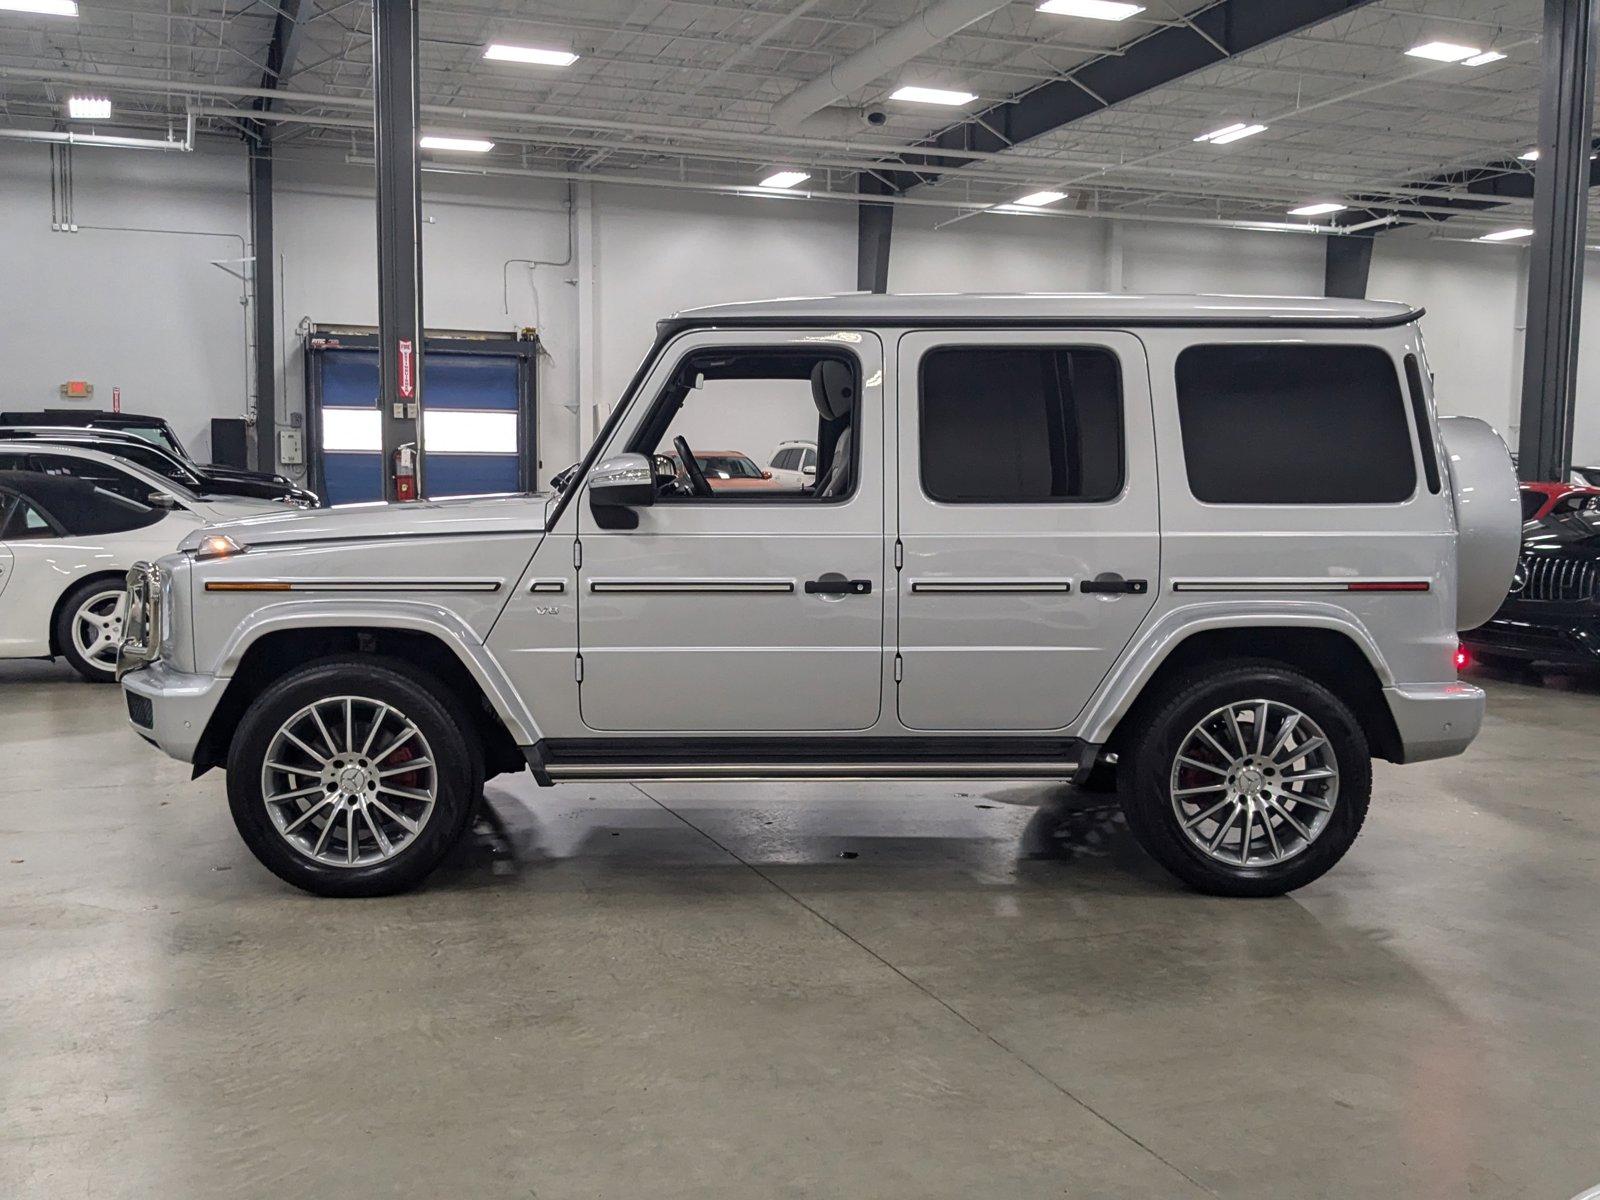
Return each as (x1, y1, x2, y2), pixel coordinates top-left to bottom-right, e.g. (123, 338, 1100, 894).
(210, 599, 542, 744)
(1077, 601, 1393, 745)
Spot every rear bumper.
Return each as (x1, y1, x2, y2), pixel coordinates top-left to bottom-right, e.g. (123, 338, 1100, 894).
(120, 662, 228, 764)
(1383, 681, 1484, 764)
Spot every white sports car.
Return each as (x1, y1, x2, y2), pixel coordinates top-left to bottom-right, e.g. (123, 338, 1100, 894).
(0, 464, 279, 682)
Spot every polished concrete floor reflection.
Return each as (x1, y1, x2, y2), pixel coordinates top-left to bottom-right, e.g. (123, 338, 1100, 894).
(3, 658, 1598, 1199)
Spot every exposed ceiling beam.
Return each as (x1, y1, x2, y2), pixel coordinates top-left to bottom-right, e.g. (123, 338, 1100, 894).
(871, 0, 1384, 192)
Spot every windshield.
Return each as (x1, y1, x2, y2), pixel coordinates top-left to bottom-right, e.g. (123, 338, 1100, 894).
(105, 421, 187, 459)
(695, 454, 762, 479)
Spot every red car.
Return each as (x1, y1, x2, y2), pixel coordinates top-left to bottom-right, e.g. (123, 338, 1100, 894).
(1520, 482, 1600, 522)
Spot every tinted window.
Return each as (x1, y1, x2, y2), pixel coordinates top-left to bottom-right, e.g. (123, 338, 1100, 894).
(2, 498, 56, 541)
(919, 346, 1123, 503)
(1175, 344, 1416, 504)
(1521, 491, 1546, 521)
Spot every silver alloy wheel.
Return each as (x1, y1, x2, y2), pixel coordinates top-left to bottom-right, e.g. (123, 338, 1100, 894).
(1168, 698, 1339, 868)
(71, 589, 127, 674)
(260, 695, 438, 868)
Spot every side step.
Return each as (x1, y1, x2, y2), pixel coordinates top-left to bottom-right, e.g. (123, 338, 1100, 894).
(524, 737, 1087, 785)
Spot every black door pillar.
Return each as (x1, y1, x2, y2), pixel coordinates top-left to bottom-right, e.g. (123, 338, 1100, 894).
(1518, 0, 1600, 482)
(372, 0, 425, 500)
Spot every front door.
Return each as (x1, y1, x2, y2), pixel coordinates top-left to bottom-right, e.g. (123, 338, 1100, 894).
(895, 331, 1160, 732)
(575, 330, 886, 733)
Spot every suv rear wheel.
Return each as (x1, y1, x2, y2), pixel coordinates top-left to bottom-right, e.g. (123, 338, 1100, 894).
(226, 656, 481, 897)
(1119, 662, 1370, 897)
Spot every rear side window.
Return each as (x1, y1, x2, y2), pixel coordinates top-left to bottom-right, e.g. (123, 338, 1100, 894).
(920, 345, 1123, 503)
(1175, 344, 1416, 504)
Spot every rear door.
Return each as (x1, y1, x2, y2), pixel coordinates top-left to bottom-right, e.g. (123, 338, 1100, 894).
(895, 330, 1160, 731)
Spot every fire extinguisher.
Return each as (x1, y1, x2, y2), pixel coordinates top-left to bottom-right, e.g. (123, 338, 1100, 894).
(392, 442, 417, 502)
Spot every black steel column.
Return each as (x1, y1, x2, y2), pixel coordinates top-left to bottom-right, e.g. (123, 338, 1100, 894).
(1518, 0, 1600, 482)
(856, 175, 894, 293)
(1323, 233, 1374, 299)
(248, 140, 276, 473)
(372, 0, 424, 500)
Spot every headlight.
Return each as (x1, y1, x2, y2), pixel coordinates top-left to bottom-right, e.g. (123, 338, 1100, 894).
(178, 530, 246, 560)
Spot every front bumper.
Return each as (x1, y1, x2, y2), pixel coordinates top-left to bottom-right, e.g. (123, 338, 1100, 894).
(1462, 610, 1600, 668)
(121, 662, 229, 763)
(1383, 681, 1485, 764)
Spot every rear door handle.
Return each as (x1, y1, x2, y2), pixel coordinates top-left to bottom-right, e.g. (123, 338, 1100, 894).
(805, 575, 872, 595)
(1080, 574, 1148, 595)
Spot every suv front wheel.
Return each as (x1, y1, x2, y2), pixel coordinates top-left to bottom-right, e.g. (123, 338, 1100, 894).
(226, 656, 482, 897)
(1119, 663, 1371, 897)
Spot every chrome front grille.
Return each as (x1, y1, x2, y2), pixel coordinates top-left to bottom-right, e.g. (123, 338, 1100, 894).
(1515, 554, 1599, 603)
(117, 561, 163, 678)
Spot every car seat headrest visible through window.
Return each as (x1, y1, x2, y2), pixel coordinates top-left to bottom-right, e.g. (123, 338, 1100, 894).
(810, 360, 854, 422)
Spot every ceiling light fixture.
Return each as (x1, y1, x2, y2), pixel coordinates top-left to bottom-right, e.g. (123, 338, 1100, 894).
(1519, 149, 1539, 160)
(1461, 50, 1506, 66)
(1289, 202, 1347, 217)
(1405, 41, 1481, 63)
(1036, 0, 1144, 19)
(1478, 227, 1534, 242)
(67, 95, 110, 120)
(1011, 190, 1067, 207)
(0, 0, 78, 14)
(482, 43, 579, 67)
(419, 135, 495, 153)
(758, 170, 810, 189)
(1195, 122, 1266, 145)
(889, 85, 978, 106)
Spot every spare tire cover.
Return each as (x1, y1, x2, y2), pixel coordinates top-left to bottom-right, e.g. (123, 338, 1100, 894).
(1440, 416, 1520, 631)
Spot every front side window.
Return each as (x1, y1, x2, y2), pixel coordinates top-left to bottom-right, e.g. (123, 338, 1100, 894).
(918, 345, 1124, 503)
(1176, 344, 1416, 504)
(630, 347, 859, 501)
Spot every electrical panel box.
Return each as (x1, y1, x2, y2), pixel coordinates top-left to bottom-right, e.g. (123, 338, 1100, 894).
(278, 429, 304, 465)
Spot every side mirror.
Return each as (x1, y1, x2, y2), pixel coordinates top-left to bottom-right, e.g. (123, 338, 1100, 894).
(146, 491, 178, 509)
(588, 453, 655, 528)
(801, 464, 817, 478)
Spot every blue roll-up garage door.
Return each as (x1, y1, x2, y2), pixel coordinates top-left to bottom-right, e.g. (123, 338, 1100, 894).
(309, 336, 535, 506)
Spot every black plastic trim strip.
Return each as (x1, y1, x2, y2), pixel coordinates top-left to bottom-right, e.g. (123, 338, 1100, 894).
(533, 735, 1084, 766)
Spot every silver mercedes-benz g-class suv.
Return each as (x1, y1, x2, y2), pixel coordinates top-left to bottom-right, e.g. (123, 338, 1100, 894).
(120, 294, 1520, 900)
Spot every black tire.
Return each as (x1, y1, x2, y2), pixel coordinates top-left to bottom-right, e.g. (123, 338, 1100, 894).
(1118, 662, 1371, 898)
(226, 655, 482, 897)
(53, 576, 127, 683)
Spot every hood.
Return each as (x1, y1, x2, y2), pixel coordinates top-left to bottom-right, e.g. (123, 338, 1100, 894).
(188, 494, 291, 523)
(206, 491, 551, 548)
(1524, 510, 1600, 553)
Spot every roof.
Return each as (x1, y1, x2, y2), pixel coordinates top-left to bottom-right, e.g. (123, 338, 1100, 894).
(668, 293, 1421, 330)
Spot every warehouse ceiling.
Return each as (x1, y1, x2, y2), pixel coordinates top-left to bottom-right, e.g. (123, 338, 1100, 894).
(0, 0, 1565, 239)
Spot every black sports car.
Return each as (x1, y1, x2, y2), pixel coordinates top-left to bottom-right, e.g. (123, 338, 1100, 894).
(1464, 505, 1600, 669)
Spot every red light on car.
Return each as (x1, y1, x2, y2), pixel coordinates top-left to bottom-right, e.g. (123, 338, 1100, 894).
(1455, 645, 1469, 670)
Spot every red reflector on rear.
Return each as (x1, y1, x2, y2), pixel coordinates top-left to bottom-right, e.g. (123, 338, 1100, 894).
(1347, 581, 1430, 592)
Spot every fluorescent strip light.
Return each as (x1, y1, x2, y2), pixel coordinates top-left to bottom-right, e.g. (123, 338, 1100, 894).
(1205, 123, 1267, 145)
(1289, 202, 1347, 217)
(889, 85, 977, 106)
(1478, 228, 1533, 242)
(1036, 0, 1144, 18)
(758, 170, 810, 189)
(0, 0, 77, 14)
(1012, 190, 1067, 207)
(1405, 41, 1480, 63)
(1194, 122, 1247, 143)
(1519, 149, 1539, 160)
(1462, 50, 1506, 66)
(67, 95, 111, 120)
(483, 43, 579, 67)
(419, 135, 494, 153)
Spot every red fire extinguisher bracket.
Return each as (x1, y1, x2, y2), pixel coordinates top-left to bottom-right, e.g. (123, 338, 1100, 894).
(392, 442, 418, 502)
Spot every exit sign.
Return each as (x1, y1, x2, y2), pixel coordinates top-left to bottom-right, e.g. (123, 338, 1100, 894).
(59, 380, 94, 399)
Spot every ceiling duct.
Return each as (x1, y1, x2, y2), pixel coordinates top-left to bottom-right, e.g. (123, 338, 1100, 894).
(768, 0, 1010, 131)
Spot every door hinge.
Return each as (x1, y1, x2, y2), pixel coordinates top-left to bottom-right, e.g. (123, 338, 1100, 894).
(572, 539, 583, 569)
(893, 653, 903, 682)
(574, 654, 584, 683)
(894, 539, 903, 570)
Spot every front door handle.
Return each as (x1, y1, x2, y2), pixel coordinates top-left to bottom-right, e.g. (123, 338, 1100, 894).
(805, 575, 872, 595)
(1080, 573, 1148, 595)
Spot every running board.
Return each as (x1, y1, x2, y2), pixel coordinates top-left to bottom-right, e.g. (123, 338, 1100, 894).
(525, 737, 1087, 786)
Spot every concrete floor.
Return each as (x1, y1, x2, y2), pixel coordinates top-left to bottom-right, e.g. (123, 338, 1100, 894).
(3, 659, 1598, 1200)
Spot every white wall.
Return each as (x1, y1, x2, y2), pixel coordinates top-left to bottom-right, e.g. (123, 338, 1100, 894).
(10, 138, 1600, 475)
